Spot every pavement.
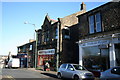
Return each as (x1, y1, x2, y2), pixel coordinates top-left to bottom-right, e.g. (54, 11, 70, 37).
(27, 68, 57, 75)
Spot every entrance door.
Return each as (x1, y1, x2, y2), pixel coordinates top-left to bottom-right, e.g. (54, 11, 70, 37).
(115, 44, 120, 66)
(101, 48, 109, 71)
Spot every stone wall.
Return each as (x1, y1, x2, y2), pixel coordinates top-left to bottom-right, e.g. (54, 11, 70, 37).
(78, 2, 120, 39)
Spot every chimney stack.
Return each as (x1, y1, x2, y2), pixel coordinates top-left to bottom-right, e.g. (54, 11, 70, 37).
(81, 2, 86, 11)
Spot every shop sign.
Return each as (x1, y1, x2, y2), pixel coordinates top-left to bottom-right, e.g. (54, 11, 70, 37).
(112, 38, 120, 44)
(81, 40, 110, 47)
(38, 49, 55, 55)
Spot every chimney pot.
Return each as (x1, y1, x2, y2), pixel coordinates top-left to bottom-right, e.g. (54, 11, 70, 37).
(81, 2, 86, 11)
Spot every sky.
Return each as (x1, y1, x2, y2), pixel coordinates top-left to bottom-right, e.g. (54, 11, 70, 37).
(1, 1, 111, 56)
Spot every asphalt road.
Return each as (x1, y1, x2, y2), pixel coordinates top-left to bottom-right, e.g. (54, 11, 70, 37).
(1, 68, 60, 80)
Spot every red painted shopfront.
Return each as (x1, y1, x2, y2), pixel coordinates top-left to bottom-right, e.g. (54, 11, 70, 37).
(38, 54, 54, 65)
(37, 49, 55, 69)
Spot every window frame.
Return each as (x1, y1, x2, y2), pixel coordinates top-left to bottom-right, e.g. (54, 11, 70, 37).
(88, 12, 102, 34)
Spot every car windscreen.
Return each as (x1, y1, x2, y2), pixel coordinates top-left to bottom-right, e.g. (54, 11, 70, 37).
(73, 65, 86, 70)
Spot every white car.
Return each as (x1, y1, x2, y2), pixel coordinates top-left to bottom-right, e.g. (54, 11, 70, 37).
(8, 58, 20, 68)
(57, 63, 94, 80)
(100, 66, 120, 80)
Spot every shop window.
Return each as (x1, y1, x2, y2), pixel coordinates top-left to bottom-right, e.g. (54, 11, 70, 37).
(89, 12, 102, 34)
(115, 44, 120, 66)
(82, 46, 109, 71)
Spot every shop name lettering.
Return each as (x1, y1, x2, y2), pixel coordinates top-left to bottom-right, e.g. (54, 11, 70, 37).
(82, 40, 109, 47)
(39, 51, 54, 53)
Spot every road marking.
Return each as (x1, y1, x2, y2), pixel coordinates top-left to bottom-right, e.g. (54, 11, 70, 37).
(2, 75, 15, 80)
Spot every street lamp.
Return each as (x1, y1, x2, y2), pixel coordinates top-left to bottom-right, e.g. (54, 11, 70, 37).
(24, 21, 36, 40)
(24, 21, 38, 69)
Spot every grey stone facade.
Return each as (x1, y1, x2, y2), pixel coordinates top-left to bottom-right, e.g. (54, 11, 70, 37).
(17, 40, 36, 68)
(78, 2, 120, 38)
(77, 2, 120, 72)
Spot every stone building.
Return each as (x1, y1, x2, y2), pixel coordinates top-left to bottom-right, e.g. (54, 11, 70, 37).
(58, 2, 86, 64)
(36, 2, 87, 70)
(77, 2, 120, 71)
(37, 3, 87, 70)
(17, 40, 36, 68)
(37, 15, 58, 70)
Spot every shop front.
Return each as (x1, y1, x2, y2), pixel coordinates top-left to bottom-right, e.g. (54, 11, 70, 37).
(78, 33, 120, 72)
(37, 49, 55, 70)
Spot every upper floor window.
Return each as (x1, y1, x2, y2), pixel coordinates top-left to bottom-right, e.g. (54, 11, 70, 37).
(62, 27, 70, 39)
(23, 46, 26, 52)
(95, 13, 102, 32)
(89, 12, 102, 34)
(29, 45, 32, 50)
(55, 28, 58, 39)
(89, 15, 95, 34)
(46, 31, 49, 41)
(18, 48, 21, 52)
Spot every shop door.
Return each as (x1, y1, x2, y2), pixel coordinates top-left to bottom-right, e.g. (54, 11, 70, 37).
(115, 44, 120, 66)
(100, 48, 109, 71)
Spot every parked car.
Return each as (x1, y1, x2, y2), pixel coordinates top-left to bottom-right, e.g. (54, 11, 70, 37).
(100, 66, 120, 80)
(57, 63, 94, 80)
(8, 58, 20, 68)
(88, 65, 101, 77)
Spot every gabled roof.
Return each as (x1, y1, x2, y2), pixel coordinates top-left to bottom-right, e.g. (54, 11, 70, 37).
(42, 14, 58, 28)
(45, 14, 51, 22)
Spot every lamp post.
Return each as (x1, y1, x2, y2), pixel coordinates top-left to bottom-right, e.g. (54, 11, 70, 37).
(24, 21, 36, 40)
(24, 21, 38, 69)
(56, 21, 60, 71)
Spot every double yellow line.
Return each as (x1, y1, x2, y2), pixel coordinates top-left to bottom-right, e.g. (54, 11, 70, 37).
(2, 75, 15, 80)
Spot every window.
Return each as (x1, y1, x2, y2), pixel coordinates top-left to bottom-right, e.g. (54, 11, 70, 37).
(89, 15, 95, 34)
(18, 48, 21, 52)
(61, 64, 67, 69)
(82, 46, 109, 71)
(29, 45, 32, 50)
(73, 65, 86, 70)
(62, 28, 70, 39)
(89, 12, 102, 34)
(67, 64, 74, 71)
(42, 33, 44, 43)
(55, 28, 58, 39)
(46, 31, 49, 41)
(95, 13, 102, 32)
(23, 46, 26, 52)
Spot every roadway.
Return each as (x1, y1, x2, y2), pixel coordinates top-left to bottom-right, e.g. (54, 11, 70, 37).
(1, 68, 60, 80)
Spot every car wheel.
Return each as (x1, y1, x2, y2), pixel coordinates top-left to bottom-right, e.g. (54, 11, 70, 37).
(74, 75, 80, 80)
(57, 73, 62, 79)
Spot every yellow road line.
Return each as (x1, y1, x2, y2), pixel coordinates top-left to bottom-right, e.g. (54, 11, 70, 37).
(2, 75, 15, 80)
